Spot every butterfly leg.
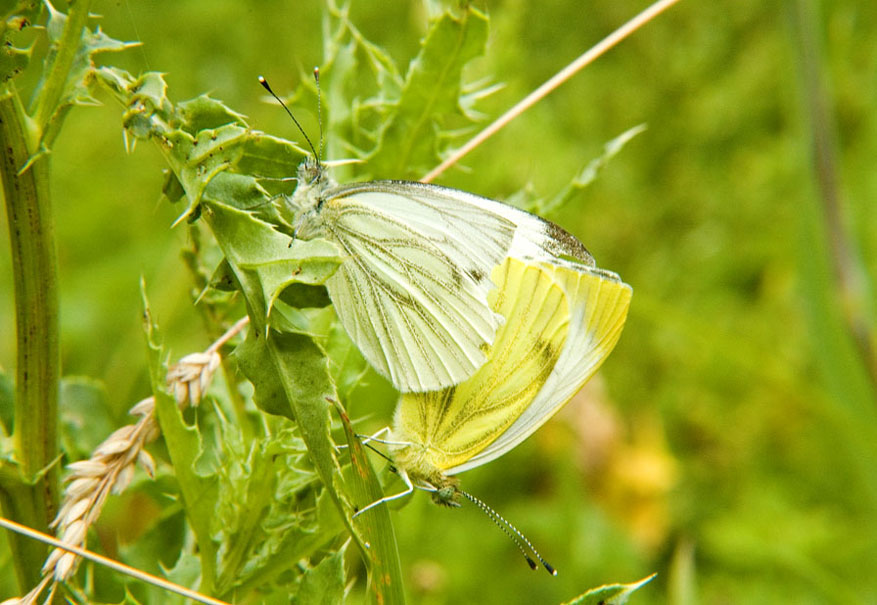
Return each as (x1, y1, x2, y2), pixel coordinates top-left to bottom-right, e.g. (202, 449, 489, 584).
(358, 429, 415, 448)
(352, 468, 414, 518)
(335, 426, 393, 453)
(357, 426, 391, 446)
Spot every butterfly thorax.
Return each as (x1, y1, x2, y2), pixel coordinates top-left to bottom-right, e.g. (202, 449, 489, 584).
(287, 158, 336, 240)
(389, 425, 461, 502)
(398, 452, 462, 508)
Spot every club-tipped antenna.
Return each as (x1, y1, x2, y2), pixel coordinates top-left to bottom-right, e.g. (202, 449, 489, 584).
(354, 434, 555, 573)
(313, 67, 324, 162)
(258, 75, 320, 164)
(459, 489, 557, 576)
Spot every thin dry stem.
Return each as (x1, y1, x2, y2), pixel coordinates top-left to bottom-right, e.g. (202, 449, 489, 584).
(0, 517, 230, 605)
(420, 0, 682, 183)
(15, 317, 249, 603)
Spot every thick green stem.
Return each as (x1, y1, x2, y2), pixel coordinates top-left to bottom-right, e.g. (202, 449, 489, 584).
(0, 92, 61, 589)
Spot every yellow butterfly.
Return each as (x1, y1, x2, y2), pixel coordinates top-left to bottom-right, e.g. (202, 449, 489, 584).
(357, 255, 631, 522)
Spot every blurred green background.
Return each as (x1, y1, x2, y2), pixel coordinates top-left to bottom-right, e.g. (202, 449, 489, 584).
(2, 0, 876, 603)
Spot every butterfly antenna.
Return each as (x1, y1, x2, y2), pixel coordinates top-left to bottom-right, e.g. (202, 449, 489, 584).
(258, 75, 320, 164)
(459, 490, 557, 576)
(313, 66, 324, 162)
(362, 440, 397, 470)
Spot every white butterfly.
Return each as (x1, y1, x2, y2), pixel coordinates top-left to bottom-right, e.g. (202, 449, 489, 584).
(285, 157, 598, 393)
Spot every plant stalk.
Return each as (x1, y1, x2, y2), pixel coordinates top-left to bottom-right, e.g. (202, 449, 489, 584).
(790, 0, 877, 394)
(0, 91, 61, 589)
(31, 0, 93, 133)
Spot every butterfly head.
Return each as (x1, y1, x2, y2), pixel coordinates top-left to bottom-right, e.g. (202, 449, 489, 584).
(296, 156, 324, 188)
(431, 482, 463, 508)
(285, 156, 335, 240)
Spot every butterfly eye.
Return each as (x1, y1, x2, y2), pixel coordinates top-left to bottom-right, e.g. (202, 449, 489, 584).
(295, 158, 322, 186)
(431, 486, 461, 507)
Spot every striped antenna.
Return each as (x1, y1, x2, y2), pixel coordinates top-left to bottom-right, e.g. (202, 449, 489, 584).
(258, 75, 320, 165)
(313, 67, 324, 162)
(459, 489, 557, 576)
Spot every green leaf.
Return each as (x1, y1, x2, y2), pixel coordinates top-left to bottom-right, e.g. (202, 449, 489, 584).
(223, 488, 345, 600)
(162, 124, 249, 221)
(118, 70, 177, 134)
(206, 199, 344, 489)
(214, 426, 278, 594)
(206, 191, 405, 600)
(93, 66, 304, 223)
(58, 376, 114, 460)
(35, 4, 137, 148)
(276, 283, 332, 310)
(203, 201, 341, 320)
(536, 124, 648, 217)
(267, 305, 338, 350)
(236, 132, 306, 179)
(178, 94, 247, 133)
(117, 505, 187, 592)
(206, 257, 238, 292)
(171, 128, 306, 223)
(1, 4, 42, 83)
(142, 282, 219, 593)
(212, 419, 344, 597)
(561, 574, 657, 605)
(230, 328, 291, 420)
(294, 550, 346, 605)
(367, 6, 489, 178)
(335, 402, 405, 605)
(0, 36, 32, 84)
(317, 2, 404, 164)
(164, 552, 203, 601)
(203, 172, 270, 212)
(159, 168, 186, 205)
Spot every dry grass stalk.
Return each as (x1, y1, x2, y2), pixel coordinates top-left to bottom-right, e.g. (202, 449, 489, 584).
(12, 317, 248, 604)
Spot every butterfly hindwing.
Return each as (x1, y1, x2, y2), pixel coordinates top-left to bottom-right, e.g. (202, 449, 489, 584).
(446, 261, 632, 474)
(391, 257, 571, 474)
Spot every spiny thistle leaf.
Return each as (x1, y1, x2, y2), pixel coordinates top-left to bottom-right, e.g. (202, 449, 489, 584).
(561, 573, 657, 605)
(367, 5, 489, 178)
(142, 282, 220, 592)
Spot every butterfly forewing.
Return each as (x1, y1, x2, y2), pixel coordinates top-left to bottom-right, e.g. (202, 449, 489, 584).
(293, 173, 602, 393)
(321, 183, 520, 392)
(360, 181, 598, 267)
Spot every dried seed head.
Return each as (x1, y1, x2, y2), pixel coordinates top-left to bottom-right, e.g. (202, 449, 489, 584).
(61, 520, 86, 547)
(29, 317, 247, 596)
(167, 350, 221, 407)
(129, 397, 154, 416)
(53, 553, 77, 581)
(65, 460, 106, 477)
(63, 499, 91, 525)
(112, 464, 135, 495)
(66, 477, 100, 499)
(138, 449, 156, 478)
